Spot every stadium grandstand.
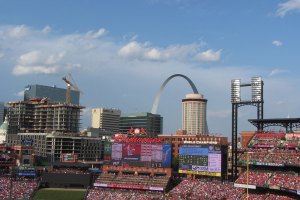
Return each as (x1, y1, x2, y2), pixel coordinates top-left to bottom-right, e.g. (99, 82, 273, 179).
(1, 128, 300, 199)
(234, 131, 300, 199)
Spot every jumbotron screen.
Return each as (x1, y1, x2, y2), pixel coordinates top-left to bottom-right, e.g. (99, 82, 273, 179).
(61, 153, 76, 162)
(178, 144, 222, 177)
(109, 143, 172, 168)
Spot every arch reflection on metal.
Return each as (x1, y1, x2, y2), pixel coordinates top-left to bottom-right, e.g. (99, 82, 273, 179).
(151, 74, 199, 114)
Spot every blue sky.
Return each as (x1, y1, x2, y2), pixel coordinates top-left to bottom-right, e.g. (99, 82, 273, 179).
(1, 0, 300, 138)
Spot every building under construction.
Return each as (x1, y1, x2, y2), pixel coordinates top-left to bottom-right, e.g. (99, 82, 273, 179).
(7, 98, 84, 134)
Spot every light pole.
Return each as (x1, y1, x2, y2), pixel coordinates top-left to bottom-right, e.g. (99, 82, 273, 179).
(246, 152, 253, 200)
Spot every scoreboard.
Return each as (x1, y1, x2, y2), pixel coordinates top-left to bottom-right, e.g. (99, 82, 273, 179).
(61, 153, 77, 162)
(106, 143, 172, 168)
(178, 144, 222, 177)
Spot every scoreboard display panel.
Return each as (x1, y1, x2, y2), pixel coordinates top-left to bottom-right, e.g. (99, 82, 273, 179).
(108, 143, 171, 168)
(178, 144, 222, 177)
(61, 153, 77, 162)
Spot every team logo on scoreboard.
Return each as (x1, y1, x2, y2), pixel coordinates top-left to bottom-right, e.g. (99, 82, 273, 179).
(127, 128, 148, 138)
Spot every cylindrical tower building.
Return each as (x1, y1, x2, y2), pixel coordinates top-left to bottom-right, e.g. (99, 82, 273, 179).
(182, 93, 208, 135)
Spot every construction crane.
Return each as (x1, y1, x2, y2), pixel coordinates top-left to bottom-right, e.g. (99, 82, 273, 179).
(62, 74, 81, 104)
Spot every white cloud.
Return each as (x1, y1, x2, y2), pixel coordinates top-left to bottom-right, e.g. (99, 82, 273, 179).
(144, 48, 163, 60)
(269, 69, 288, 76)
(13, 65, 58, 75)
(18, 51, 41, 66)
(84, 44, 97, 50)
(45, 51, 66, 65)
(0, 53, 4, 59)
(16, 90, 24, 97)
(276, 0, 300, 17)
(7, 25, 29, 38)
(86, 28, 108, 38)
(272, 40, 283, 47)
(122, 32, 139, 41)
(118, 41, 203, 61)
(118, 41, 144, 58)
(13, 50, 65, 75)
(194, 49, 222, 62)
(42, 25, 52, 34)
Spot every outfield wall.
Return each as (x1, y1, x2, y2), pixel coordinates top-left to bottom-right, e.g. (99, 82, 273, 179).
(41, 173, 91, 188)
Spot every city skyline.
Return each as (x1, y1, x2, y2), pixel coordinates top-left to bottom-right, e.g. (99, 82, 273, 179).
(1, 1, 300, 138)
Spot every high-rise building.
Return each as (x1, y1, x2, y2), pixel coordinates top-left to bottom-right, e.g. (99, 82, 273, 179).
(119, 112, 163, 137)
(7, 99, 84, 134)
(91, 108, 121, 132)
(182, 93, 208, 135)
(24, 84, 80, 105)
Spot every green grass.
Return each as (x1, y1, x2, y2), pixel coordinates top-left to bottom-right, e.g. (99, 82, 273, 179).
(32, 188, 86, 200)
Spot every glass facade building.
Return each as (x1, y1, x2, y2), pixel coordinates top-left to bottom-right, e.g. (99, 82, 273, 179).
(119, 112, 163, 137)
(24, 84, 80, 105)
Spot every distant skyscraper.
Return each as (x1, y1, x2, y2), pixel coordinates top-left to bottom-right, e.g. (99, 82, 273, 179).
(24, 84, 80, 105)
(182, 93, 208, 135)
(119, 112, 163, 137)
(91, 108, 121, 132)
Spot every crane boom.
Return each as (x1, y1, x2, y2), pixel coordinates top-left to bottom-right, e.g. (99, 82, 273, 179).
(62, 75, 81, 104)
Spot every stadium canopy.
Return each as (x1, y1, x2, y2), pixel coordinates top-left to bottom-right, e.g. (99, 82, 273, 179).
(248, 118, 300, 133)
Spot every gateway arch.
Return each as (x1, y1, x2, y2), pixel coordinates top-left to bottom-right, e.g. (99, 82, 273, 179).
(151, 74, 199, 114)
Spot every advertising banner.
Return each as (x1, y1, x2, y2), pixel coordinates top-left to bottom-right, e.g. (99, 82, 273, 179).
(234, 183, 256, 189)
(162, 144, 172, 168)
(179, 169, 221, 177)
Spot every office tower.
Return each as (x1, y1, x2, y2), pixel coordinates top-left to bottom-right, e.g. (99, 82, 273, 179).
(7, 99, 84, 134)
(182, 93, 208, 135)
(119, 112, 163, 137)
(24, 84, 80, 105)
(91, 108, 121, 132)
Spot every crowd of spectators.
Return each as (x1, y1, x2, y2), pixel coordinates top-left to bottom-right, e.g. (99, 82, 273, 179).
(0, 176, 38, 200)
(168, 178, 244, 200)
(167, 178, 297, 200)
(235, 170, 272, 187)
(239, 192, 295, 200)
(265, 193, 296, 200)
(238, 149, 300, 167)
(87, 177, 298, 200)
(268, 172, 300, 191)
(238, 192, 268, 200)
(87, 188, 164, 200)
(248, 132, 300, 149)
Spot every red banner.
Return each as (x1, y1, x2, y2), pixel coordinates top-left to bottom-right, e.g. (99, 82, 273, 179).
(109, 184, 147, 190)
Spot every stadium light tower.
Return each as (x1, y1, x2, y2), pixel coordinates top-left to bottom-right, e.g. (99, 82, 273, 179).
(231, 77, 264, 181)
